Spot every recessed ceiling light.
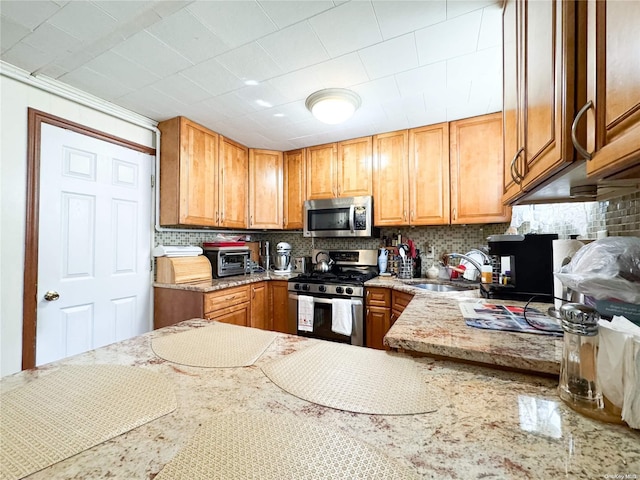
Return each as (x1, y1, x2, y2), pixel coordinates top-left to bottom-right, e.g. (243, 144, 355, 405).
(305, 88, 361, 124)
(244, 80, 259, 86)
(273, 113, 285, 117)
(256, 99, 272, 108)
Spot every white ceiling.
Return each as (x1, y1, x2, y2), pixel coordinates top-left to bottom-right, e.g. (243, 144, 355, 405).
(0, 0, 503, 150)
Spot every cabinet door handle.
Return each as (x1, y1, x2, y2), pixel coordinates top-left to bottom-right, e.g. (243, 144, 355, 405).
(571, 100, 594, 160)
(283, 217, 286, 228)
(510, 147, 524, 185)
(452, 208, 457, 221)
(216, 211, 219, 223)
(250, 215, 253, 226)
(403, 210, 407, 221)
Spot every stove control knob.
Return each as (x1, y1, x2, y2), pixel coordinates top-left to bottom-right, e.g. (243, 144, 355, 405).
(302, 284, 310, 291)
(345, 287, 353, 295)
(335, 286, 344, 294)
(319, 285, 326, 293)
(294, 284, 301, 290)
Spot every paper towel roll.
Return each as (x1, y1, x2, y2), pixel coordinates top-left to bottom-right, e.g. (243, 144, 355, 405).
(553, 239, 585, 309)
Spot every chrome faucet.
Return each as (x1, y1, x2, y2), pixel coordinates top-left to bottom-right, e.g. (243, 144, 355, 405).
(447, 252, 487, 281)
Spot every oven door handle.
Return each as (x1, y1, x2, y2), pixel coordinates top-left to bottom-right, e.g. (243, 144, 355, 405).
(289, 294, 361, 306)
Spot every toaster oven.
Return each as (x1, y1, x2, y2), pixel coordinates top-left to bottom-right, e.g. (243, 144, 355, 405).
(203, 246, 250, 278)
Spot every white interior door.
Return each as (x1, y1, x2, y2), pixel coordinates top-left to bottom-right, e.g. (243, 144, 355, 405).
(36, 123, 153, 366)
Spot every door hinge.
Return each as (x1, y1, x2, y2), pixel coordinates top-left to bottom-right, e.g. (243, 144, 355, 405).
(151, 174, 155, 188)
(150, 258, 153, 271)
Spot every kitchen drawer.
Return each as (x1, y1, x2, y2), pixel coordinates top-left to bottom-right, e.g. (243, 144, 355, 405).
(392, 291, 414, 313)
(366, 287, 391, 307)
(204, 285, 251, 313)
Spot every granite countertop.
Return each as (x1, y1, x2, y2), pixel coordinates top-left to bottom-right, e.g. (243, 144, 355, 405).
(369, 278, 564, 376)
(154, 271, 298, 292)
(2, 319, 637, 479)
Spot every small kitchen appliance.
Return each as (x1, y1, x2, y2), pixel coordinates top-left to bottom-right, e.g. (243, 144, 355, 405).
(480, 233, 558, 302)
(272, 242, 292, 274)
(202, 245, 251, 278)
(303, 196, 378, 238)
(259, 241, 271, 271)
(288, 249, 378, 346)
(293, 256, 312, 273)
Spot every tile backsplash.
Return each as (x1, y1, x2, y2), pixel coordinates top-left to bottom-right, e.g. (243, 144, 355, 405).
(155, 192, 639, 276)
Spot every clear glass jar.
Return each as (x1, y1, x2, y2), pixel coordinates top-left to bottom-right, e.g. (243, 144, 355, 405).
(558, 303, 623, 423)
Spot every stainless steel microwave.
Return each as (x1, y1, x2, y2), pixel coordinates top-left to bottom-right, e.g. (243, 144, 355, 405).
(303, 196, 377, 238)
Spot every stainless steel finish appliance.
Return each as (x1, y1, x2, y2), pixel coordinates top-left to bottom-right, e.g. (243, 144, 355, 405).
(288, 249, 378, 346)
(293, 256, 311, 273)
(259, 241, 271, 271)
(203, 245, 250, 278)
(272, 242, 292, 274)
(480, 233, 558, 301)
(303, 196, 378, 238)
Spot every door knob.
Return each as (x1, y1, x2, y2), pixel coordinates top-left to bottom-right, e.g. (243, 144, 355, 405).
(44, 290, 60, 301)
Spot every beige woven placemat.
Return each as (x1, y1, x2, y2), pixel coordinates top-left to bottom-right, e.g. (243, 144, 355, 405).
(155, 413, 417, 479)
(262, 342, 447, 415)
(151, 322, 277, 367)
(0, 365, 176, 480)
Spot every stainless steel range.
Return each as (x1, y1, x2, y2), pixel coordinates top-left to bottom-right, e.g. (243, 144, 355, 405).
(288, 249, 378, 346)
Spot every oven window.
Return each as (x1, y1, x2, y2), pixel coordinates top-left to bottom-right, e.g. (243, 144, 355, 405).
(303, 300, 351, 344)
(308, 208, 350, 231)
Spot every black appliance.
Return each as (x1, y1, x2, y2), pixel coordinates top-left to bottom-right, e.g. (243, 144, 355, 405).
(480, 233, 558, 302)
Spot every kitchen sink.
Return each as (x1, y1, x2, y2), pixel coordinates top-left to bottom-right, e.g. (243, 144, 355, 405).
(413, 283, 470, 292)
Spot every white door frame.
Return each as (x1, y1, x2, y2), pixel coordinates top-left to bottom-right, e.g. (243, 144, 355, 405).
(22, 108, 156, 370)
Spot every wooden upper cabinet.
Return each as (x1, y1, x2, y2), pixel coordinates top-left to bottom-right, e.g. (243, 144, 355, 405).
(501, 0, 582, 202)
(336, 136, 372, 197)
(502, 0, 524, 204)
(450, 113, 511, 224)
(158, 117, 219, 227)
(306, 138, 372, 200)
(306, 143, 337, 199)
(248, 149, 283, 229)
(409, 123, 450, 225)
(584, 0, 640, 179)
(372, 130, 409, 226)
(283, 149, 305, 230)
(219, 136, 248, 229)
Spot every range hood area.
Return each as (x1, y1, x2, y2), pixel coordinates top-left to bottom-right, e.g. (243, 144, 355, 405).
(511, 160, 640, 205)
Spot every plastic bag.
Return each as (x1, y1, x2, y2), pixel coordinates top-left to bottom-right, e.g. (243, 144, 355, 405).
(554, 237, 640, 304)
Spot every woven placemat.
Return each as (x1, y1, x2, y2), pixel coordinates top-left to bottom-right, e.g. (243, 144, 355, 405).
(151, 322, 277, 367)
(262, 342, 447, 415)
(155, 413, 417, 479)
(0, 365, 176, 480)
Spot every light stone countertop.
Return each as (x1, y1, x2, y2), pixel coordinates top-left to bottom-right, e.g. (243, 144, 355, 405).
(370, 277, 564, 376)
(2, 319, 637, 479)
(154, 271, 298, 292)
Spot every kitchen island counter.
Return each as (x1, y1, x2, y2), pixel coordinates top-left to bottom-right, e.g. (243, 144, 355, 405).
(367, 278, 563, 376)
(2, 319, 637, 479)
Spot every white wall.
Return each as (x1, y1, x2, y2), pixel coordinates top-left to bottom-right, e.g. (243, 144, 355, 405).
(0, 75, 155, 376)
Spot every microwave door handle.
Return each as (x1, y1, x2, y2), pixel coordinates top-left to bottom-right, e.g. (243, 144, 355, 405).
(349, 205, 355, 233)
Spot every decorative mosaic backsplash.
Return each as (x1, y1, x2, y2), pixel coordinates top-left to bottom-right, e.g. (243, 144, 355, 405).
(155, 192, 639, 277)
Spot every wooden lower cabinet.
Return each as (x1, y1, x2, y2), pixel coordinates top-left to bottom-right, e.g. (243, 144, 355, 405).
(249, 282, 270, 330)
(206, 302, 250, 326)
(154, 281, 280, 331)
(365, 287, 392, 350)
(271, 280, 293, 334)
(365, 287, 414, 350)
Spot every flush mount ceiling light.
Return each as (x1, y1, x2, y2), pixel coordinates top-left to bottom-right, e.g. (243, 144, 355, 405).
(305, 88, 361, 125)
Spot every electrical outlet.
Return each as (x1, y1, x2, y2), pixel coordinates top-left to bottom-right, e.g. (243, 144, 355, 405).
(597, 230, 608, 239)
(426, 246, 435, 259)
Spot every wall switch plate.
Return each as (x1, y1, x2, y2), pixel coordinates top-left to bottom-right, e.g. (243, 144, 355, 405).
(597, 230, 608, 239)
(426, 246, 435, 259)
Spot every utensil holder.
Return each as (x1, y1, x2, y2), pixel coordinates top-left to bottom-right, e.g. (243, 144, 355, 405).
(397, 258, 413, 279)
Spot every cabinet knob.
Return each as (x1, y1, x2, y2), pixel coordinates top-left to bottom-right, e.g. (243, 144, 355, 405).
(571, 100, 594, 160)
